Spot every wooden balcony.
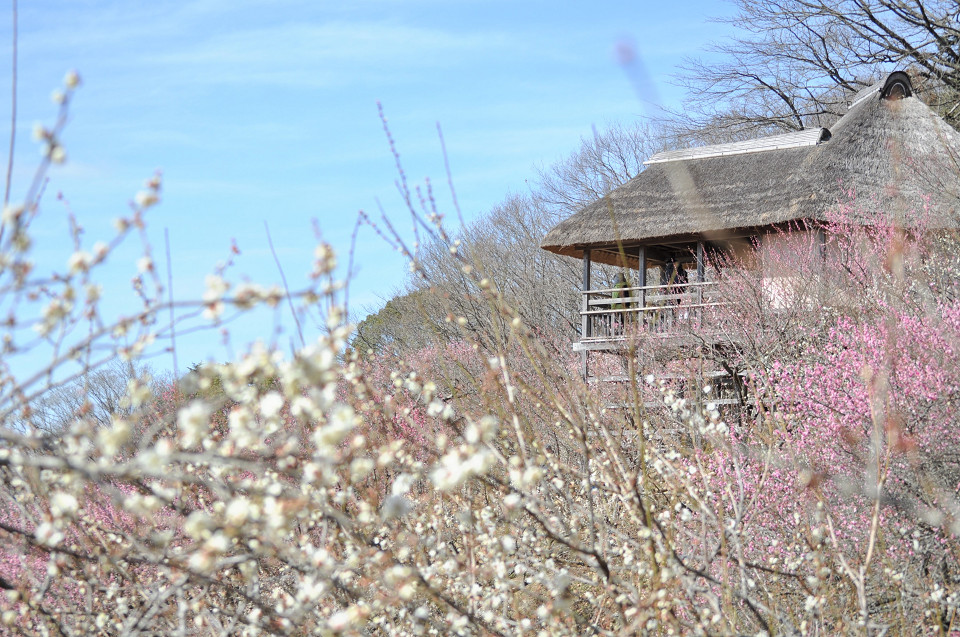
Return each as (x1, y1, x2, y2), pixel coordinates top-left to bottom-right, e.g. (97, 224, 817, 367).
(575, 281, 745, 409)
(576, 281, 726, 352)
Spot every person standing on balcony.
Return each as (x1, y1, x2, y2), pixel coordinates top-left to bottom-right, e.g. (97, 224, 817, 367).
(663, 257, 686, 287)
(662, 257, 688, 326)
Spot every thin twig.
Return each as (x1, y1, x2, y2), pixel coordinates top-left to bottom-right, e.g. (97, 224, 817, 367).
(2, 0, 17, 217)
(344, 214, 362, 319)
(164, 227, 179, 380)
(264, 221, 305, 347)
(436, 122, 464, 228)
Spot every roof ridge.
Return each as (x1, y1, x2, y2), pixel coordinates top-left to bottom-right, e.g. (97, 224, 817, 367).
(643, 128, 831, 165)
(849, 80, 883, 108)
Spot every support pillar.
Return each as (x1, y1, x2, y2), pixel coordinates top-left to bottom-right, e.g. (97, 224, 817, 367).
(696, 240, 705, 305)
(581, 249, 591, 380)
(696, 240, 705, 282)
(695, 240, 706, 401)
(816, 227, 827, 269)
(637, 246, 647, 285)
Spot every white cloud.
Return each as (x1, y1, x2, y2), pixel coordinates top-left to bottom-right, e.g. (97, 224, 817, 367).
(139, 20, 512, 89)
(14, 4, 516, 92)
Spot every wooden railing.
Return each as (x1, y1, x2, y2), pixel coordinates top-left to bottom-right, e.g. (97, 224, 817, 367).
(580, 281, 724, 341)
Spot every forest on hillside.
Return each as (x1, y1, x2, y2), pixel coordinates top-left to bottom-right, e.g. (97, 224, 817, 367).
(3, 1, 960, 635)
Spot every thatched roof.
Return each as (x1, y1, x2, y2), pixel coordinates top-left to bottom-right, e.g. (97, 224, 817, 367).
(542, 72, 960, 264)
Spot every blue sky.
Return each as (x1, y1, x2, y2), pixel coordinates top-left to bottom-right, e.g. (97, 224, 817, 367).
(0, 0, 734, 374)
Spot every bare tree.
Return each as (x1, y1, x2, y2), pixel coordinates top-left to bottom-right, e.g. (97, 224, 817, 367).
(534, 121, 667, 219)
(356, 122, 666, 356)
(397, 193, 583, 351)
(23, 360, 156, 434)
(668, 0, 960, 139)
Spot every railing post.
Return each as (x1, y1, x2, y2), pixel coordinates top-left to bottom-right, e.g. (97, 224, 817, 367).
(637, 245, 647, 319)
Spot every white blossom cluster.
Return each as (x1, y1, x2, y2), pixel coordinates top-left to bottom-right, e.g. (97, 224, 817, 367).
(1, 78, 959, 636)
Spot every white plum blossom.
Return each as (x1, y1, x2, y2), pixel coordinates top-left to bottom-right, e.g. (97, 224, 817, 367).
(187, 550, 216, 574)
(391, 473, 415, 497)
(225, 497, 259, 526)
(203, 300, 224, 321)
(232, 281, 263, 308)
(178, 400, 211, 448)
(66, 250, 93, 274)
(259, 391, 284, 419)
(427, 400, 445, 417)
(204, 532, 231, 553)
(430, 448, 494, 491)
(203, 274, 230, 303)
(134, 190, 158, 208)
(85, 283, 102, 303)
(48, 144, 66, 163)
(35, 522, 64, 547)
(50, 492, 79, 518)
(184, 511, 215, 541)
(97, 417, 131, 456)
(313, 404, 357, 450)
(228, 407, 259, 449)
(509, 465, 544, 489)
(349, 457, 375, 481)
(314, 243, 336, 273)
(1, 202, 24, 224)
(137, 439, 173, 475)
(64, 70, 81, 89)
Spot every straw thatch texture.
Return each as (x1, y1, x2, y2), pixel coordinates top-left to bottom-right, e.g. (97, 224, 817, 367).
(542, 75, 960, 262)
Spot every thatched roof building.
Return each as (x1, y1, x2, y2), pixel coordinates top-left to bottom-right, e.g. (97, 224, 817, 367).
(542, 72, 960, 268)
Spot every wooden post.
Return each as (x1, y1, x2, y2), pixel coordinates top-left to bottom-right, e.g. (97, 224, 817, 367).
(696, 240, 705, 282)
(581, 249, 591, 380)
(695, 240, 706, 384)
(696, 240, 705, 306)
(637, 245, 646, 300)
